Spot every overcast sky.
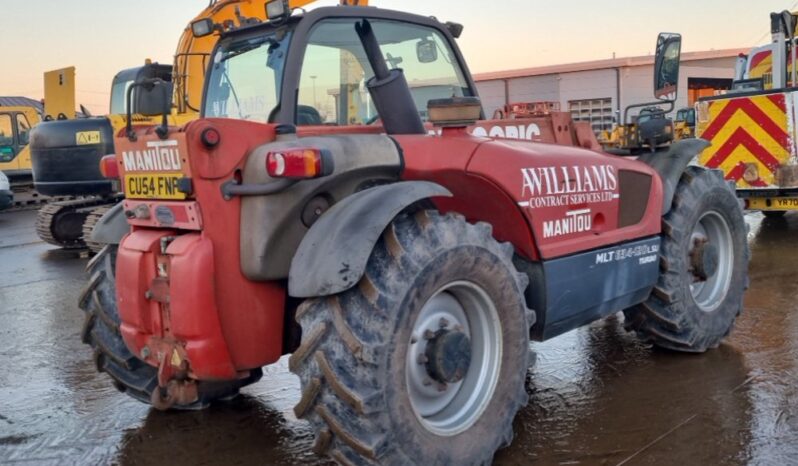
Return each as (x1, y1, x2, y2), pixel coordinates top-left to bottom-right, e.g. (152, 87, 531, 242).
(1, 0, 795, 113)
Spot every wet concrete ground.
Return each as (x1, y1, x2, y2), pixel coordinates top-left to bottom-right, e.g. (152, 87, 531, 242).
(0, 209, 796, 465)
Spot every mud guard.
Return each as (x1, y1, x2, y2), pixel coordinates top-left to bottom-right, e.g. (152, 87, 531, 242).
(637, 138, 711, 215)
(90, 201, 129, 245)
(288, 181, 452, 298)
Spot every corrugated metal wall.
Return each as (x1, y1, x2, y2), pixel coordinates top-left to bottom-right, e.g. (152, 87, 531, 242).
(476, 57, 736, 131)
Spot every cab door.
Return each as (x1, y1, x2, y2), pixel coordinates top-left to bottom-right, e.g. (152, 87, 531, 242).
(14, 111, 35, 172)
(0, 112, 19, 171)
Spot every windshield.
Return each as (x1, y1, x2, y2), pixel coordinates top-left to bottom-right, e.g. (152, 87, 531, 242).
(298, 19, 471, 125)
(204, 32, 291, 122)
(677, 109, 695, 125)
(110, 78, 134, 114)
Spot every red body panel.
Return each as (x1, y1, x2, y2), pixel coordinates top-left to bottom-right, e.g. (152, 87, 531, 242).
(396, 129, 539, 260)
(115, 119, 287, 378)
(398, 129, 663, 259)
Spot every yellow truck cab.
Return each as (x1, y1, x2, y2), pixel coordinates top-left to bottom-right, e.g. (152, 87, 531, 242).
(697, 10, 798, 216)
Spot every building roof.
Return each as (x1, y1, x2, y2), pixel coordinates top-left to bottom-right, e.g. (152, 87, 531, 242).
(0, 97, 44, 112)
(473, 48, 749, 82)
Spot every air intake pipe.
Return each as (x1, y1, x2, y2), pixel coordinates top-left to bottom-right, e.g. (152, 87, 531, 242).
(355, 20, 426, 135)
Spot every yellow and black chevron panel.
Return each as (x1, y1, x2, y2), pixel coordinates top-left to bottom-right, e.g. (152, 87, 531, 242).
(698, 93, 794, 189)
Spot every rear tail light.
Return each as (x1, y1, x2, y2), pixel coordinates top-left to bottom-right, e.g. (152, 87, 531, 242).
(266, 148, 333, 179)
(100, 155, 120, 179)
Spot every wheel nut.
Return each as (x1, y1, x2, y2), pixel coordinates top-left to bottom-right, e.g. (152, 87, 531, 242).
(423, 330, 436, 340)
(439, 318, 450, 329)
(423, 379, 433, 387)
(436, 382, 448, 392)
(417, 354, 429, 365)
(410, 336, 418, 345)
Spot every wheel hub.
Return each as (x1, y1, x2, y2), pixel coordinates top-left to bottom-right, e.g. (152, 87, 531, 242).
(405, 282, 502, 436)
(688, 211, 734, 313)
(424, 329, 471, 384)
(690, 239, 719, 281)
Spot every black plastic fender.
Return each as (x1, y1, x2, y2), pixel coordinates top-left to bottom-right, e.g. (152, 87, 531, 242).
(288, 181, 452, 298)
(637, 138, 711, 215)
(89, 202, 129, 245)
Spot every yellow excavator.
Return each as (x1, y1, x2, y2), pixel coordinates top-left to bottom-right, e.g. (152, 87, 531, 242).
(0, 68, 79, 207)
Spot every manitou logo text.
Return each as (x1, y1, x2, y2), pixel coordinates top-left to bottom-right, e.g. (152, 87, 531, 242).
(543, 209, 592, 238)
(122, 140, 182, 172)
(518, 165, 618, 209)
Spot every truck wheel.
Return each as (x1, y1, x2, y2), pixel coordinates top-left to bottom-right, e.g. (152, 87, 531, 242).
(625, 167, 749, 352)
(290, 211, 533, 465)
(79, 245, 262, 408)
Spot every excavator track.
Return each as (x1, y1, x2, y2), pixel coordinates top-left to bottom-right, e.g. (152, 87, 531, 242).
(35, 198, 117, 249)
(83, 204, 119, 254)
(6, 182, 70, 212)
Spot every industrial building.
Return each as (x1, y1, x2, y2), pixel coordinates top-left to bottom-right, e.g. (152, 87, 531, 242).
(474, 48, 747, 134)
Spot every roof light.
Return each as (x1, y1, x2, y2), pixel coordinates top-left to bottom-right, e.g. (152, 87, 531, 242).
(191, 19, 215, 38)
(99, 155, 120, 179)
(265, 0, 289, 20)
(266, 148, 333, 179)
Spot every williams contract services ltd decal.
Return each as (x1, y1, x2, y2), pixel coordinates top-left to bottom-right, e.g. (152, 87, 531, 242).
(518, 165, 619, 210)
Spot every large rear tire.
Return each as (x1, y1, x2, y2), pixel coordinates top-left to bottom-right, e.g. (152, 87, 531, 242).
(78, 245, 262, 408)
(290, 211, 534, 465)
(624, 167, 749, 352)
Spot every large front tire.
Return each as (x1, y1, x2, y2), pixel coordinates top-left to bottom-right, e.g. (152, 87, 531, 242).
(624, 167, 749, 352)
(78, 246, 262, 408)
(290, 211, 533, 465)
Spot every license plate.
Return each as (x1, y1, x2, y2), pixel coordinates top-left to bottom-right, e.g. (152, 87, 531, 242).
(124, 174, 186, 200)
(747, 197, 798, 211)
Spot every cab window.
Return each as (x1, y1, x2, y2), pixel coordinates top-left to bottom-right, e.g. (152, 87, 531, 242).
(110, 79, 134, 115)
(297, 19, 471, 126)
(0, 114, 13, 147)
(16, 114, 31, 146)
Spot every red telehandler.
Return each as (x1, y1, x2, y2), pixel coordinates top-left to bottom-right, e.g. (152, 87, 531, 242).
(80, 3, 748, 465)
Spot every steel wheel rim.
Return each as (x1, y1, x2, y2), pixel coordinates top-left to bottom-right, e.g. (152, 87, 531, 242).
(405, 281, 502, 436)
(689, 211, 734, 312)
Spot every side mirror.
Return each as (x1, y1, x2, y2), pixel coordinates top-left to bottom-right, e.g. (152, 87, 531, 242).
(192, 18, 215, 38)
(654, 32, 682, 101)
(416, 38, 438, 64)
(445, 22, 464, 39)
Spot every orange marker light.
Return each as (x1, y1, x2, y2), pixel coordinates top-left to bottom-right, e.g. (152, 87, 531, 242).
(99, 155, 120, 179)
(266, 148, 333, 179)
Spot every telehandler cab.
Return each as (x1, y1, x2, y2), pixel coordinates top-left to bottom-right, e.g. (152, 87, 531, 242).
(80, 4, 749, 465)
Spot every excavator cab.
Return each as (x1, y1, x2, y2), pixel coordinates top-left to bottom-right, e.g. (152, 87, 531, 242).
(0, 106, 39, 181)
(109, 63, 174, 115)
